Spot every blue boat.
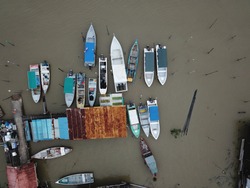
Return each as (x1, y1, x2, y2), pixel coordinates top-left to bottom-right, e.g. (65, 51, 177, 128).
(84, 24, 96, 69)
(127, 39, 139, 82)
(147, 98, 160, 140)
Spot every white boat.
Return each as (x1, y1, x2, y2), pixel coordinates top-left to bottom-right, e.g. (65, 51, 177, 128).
(147, 98, 160, 140)
(138, 103, 150, 137)
(55, 173, 94, 185)
(99, 55, 108, 95)
(127, 102, 140, 138)
(110, 35, 128, 92)
(31, 146, 72, 159)
(156, 44, 167, 85)
(84, 23, 96, 69)
(144, 46, 155, 87)
(76, 72, 85, 109)
(29, 64, 41, 103)
(88, 78, 97, 107)
(64, 70, 76, 107)
(40, 60, 50, 94)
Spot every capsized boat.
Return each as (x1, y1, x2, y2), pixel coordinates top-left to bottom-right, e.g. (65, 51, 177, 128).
(40, 60, 50, 94)
(55, 173, 94, 185)
(110, 35, 128, 92)
(99, 55, 108, 95)
(127, 102, 140, 138)
(156, 44, 167, 85)
(28, 64, 41, 103)
(127, 39, 139, 82)
(64, 69, 76, 107)
(76, 72, 85, 108)
(88, 78, 97, 107)
(140, 137, 158, 181)
(84, 23, 96, 69)
(31, 146, 72, 159)
(138, 103, 150, 137)
(144, 46, 155, 87)
(147, 98, 160, 140)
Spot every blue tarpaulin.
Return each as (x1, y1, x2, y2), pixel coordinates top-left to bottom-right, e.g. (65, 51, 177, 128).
(58, 117, 69, 139)
(149, 106, 159, 121)
(64, 78, 74, 93)
(84, 42, 95, 63)
(27, 71, 37, 89)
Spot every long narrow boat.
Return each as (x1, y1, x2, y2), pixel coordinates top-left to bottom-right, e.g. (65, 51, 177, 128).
(29, 64, 41, 103)
(127, 39, 139, 82)
(88, 78, 97, 107)
(64, 70, 76, 107)
(155, 44, 167, 85)
(40, 60, 50, 94)
(147, 98, 160, 140)
(127, 102, 140, 138)
(31, 146, 72, 159)
(99, 55, 108, 95)
(144, 46, 155, 87)
(110, 35, 128, 92)
(55, 173, 94, 185)
(140, 137, 158, 181)
(138, 103, 150, 137)
(84, 23, 96, 69)
(76, 72, 85, 108)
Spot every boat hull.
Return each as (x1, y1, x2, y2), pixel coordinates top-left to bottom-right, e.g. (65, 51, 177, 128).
(99, 55, 108, 95)
(64, 70, 76, 108)
(88, 78, 97, 107)
(29, 64, 41, 103)
(31, 146, 72, 159)
(127, 39, 139, 83)
(40, 60, 50, 94)
(138, 103, 150, 137)
(127, 103, 140, 138)
(144, 47, 155, 87)
(56, 173, 94, 185)
(147, 99, 160, 140)
(156, 44, 167, 85)
(76, 72, 85, 108)
(84, 24, 96, 68)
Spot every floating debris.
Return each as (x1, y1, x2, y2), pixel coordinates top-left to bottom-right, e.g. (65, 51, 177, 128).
(0, 42, 5, 47)
(238, 111, 246, 114)
(6, 40, 15, 46)
(81, 32, 85, 42)
(204, 70, 218, 76)
(106, 25, 110, 36)
(0, 105, 4, 118)
(209, 18, 218, 29)
(1, 80, 10, 83)
(207, 48, 214, 54)
(188, 70, 196, 74)
(57, 68, 64, 72)
(58, 84, 64, 88)
(236, 57, 246, 62)
(229, 35, 237, 40)
(168, 35, 172, 40)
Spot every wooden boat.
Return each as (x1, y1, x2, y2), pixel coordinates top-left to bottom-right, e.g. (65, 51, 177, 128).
(40, 60, 50, 94)
(110, 35, 128, 92)
(127, 102, 140, 138)
(88, 78, 97, 107)
(84, 23, 96, 69)
(31, 146, 72, 159)
(55, 173, 94, 185)
(99, 55, 108, 95)
(140, 137, 158, 181)
(138, 103, 150, 137)
(127, 39, 139, 82)
(76, 72, 85, 108)
(156, 44, 167, 85)
(64, 70, 76, 107)
(147, 98, 160, 140)
(29, 64, 41, 103)
(144, 46, 155, 87)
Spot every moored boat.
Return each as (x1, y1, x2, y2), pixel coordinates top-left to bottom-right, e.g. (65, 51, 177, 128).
(88, 78, 97, 107)
(138, 103, 150, 137)
(55, 173, 94, 185)
(40, 60, 50, 94)
(127, 102, 140, 138)
(110, 35, 128, 92)
(127, 39, 139, 82)
(147, 98, 160, 140)
(64, 70, 76, 108)
(76, 72, 85, 108)
(84, 23, 96, 69)
(31, 146, 72, 159)
(156, 44, 167, 85)
(144, 46, 155, 87)
(29, 64, 41, 103)
(99, 55, 108, 95)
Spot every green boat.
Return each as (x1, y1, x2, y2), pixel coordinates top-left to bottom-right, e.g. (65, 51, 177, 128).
(127, 102, 140, 138)
(55, 173, 94, 185)
(127, 39, 139, 82)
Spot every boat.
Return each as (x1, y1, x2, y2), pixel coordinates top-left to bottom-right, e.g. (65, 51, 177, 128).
(99, 55, 108, 94)
(84, 23, 96, 69)
(127, 39, 139, 82)
(144, 46, 155, 87)
(31, 146, 72, 159)
(29, 64, 41, 103)
(76, 72, 85, 108)
(155, 44, 167, 85)
(147, 98, 160, 140)
(110, 35, 128, 92)
(139, 137, 158, 181)
(138, 103, 150, 137)
(97, 181, 148, 188)
(64, 70, 76, 107)
(55, 173, 94, 185)
(88, 78, 97, 107)
(40, 60, 50, 94)
(127, 102, 140, 138)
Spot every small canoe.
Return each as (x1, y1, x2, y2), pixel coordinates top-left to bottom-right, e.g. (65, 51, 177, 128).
(84, 23, 96, 69)
(127, 39, 139, 82)
(40, 60, 50, 94)
(64, 70, 76, 108)
(138, 103, 150, 137)
(76, 72, 85, 109)
(99, 55, 108, 95)
(55, 173, 94, 185)
(144, 46, 155, 87)
(29, 64, 41, 103)
(88, 78, 97, 107)
(147, 98, 160, 140)
(140, 137, 158, 181)
(31, 146, 72, 159)
(156, 44, 167, 85)
(127, 102, 140, 138)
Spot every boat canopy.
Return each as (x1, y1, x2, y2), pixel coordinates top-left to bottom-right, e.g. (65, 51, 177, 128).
(27, 71, 37, 89)
(149, 106, 159, 121)
(145, 155, 158, 174)
(85, 42, 95, 63)
(145, 52, 154, 71)
(128, 109, 139, 125)
(158, 48, 167, 68)
(64, 78, 74, 93)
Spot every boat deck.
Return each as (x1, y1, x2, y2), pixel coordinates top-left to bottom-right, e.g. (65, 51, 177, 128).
(85, 42, 95, 63)
(158, 48, 167, 68)
(145, 52, 154, 71)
